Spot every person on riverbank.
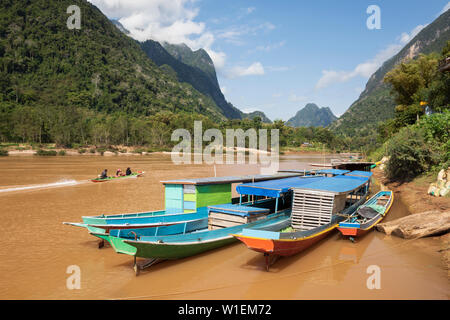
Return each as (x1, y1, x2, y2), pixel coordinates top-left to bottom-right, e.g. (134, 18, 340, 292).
(126, 167, 132, 176)
(100, 169, 108, 179)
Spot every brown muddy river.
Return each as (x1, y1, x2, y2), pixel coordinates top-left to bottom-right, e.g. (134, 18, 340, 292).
(0, 154, 448, 299)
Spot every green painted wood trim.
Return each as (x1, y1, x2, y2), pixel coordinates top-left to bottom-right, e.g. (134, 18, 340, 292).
(196, 183, 231, 208)
(183, 193, 196, 202)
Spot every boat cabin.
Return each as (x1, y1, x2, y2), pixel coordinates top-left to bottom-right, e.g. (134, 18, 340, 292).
(233, 171, 372, 232)
(160, 173, 302, 214)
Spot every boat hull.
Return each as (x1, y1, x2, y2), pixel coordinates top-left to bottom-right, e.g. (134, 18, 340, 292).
(124, 211, 290, 260)
(235, 224, 336, 257)
(128, 237, 236, 260)
(337, 191, 393, 239)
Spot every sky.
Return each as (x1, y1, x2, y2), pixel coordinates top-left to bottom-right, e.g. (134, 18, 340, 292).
(88, 0, 450, 121)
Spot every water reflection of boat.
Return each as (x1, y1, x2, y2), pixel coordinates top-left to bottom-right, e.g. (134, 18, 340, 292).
(233, 171, 372, 270)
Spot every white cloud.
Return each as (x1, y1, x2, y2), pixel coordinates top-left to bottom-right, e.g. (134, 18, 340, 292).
(439, 2, 450, 15)
(226, 62, 265, 78)
(272, 93, 283, 98)
(88, 0, 226, 70)
(315, 24, 427, 89)
(249, 41, 286, 53)
(289, 94, 307, 103)
(246, 7, 256, 15)
(216, 23, 276, 45)
(266, 66, 290, 72)
(242, 108, 257, 113)
(220, 86, 227, 94)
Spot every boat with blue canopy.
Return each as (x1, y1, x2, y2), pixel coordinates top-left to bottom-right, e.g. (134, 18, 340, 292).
(233, 171, 372, 270)
(119, 171, 371, 274)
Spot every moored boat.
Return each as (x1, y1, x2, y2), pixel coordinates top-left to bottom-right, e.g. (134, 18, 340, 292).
(337, 190, 393, 240)
(125, 205, 291, 275)
(64, 173, 305, 245)
(233, 170, 372, 270)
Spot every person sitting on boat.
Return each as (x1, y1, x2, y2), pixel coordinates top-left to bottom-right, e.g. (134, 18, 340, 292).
(126, 167, 132, 176)
(116, 169, 124, 177)
(100, 169, 108, 179)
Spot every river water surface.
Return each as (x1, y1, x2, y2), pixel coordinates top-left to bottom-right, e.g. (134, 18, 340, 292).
(0, 154, 448, 299)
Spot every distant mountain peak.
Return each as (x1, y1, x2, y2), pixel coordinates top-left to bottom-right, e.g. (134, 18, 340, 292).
(286, 103, 337, 127)
(242, 110, 272, 123)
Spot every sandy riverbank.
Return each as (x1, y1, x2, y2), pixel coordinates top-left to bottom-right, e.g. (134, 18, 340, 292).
(372, 168, 449, 214)
(372, 167, 450, 274)
(2, 145, 338, 157)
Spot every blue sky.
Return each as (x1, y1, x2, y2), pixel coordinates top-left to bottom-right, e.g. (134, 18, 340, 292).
(89, 0, 450, 121)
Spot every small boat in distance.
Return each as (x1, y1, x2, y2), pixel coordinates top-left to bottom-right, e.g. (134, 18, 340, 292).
(90, 171, 144, 182)
(337, 190, 393, 241)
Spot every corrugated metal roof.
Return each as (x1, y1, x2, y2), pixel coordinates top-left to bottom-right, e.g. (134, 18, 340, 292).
(236, 173, 369, 197)
(345, 170, 373, 177)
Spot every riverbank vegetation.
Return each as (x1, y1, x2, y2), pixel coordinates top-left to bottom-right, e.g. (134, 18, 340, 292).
(368, 43, 450, 182)
(0, 106, 352, 154)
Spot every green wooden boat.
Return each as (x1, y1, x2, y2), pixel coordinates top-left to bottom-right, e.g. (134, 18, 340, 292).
(90, 217, 209, 255)
(125, 207, 291, 274)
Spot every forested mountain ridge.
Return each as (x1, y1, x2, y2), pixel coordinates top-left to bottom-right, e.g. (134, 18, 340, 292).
(140, 40, 242, 119)
(286, 103, 337, 127)
(330, 9, 450, 138)
(0, 0, 230, 143)
(162, 42, 218, 87)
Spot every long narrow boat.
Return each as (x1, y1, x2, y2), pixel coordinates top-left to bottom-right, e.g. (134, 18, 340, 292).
(119, 172, 370, 274)
(91, 171, 144, 182)
(233, 170, 372, 270)
(125, 207, 291, 275)
(337, 190, 393, 241)
(88, 197, 275, 250)
(90, 217, 209, 254)
(63, 208, 209, 241)
(64, 173, 305, 244)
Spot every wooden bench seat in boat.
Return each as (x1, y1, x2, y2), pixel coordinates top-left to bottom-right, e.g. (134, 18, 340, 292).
(207, 204, 270, 230)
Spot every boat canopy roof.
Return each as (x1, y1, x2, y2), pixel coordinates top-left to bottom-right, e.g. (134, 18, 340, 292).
(208, 204, 270, 217)
(161, 173, 301, 185)
(236, 174, 370, 198)
(344, 170, 373, 177)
